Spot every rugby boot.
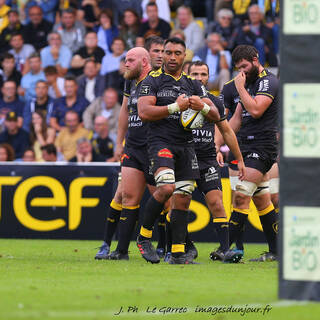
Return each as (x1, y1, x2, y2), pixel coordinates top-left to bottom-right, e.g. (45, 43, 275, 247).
(136, 236, 160, 264)
(249, 251, 277, 262)
(107, 250, 129, 260)
(95, 242, 110, 260)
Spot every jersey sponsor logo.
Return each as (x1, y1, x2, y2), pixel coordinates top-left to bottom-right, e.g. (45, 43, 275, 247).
(158, 148, 173, 158)
(247, 152, 260, 159)
(192, 155, 199, 170)
(157, 90, 178, 98)
(140, 85, 150, 95)
(172, 85, 181, 91)
(205, 166, 219, 182)
(258, 79, 270, 92)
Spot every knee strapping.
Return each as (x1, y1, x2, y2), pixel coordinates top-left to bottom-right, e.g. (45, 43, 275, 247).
(254, 181, 270, 196)
(155, 169, 175, 187)
(229, 176, 239, 191)
(236, 180, 257, 197)
(269, 178, 279, 194)
(173, 180, 195, 195)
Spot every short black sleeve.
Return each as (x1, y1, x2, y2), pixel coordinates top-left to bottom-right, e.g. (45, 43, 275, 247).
(208, 92, 226, 121)
(255, 75, 278, 100)
(138, 75, 158, 97)
(123, 80, 131, 97)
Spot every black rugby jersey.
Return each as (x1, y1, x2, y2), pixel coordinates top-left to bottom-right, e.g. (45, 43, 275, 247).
(239, 69, 279, 143)
(220, 79, 239, 118)
(123, 79, 148, 148)
(138, 68, 207, 145)
(193, 92, 226, 159)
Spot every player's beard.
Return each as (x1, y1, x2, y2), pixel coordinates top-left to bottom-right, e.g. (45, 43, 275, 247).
(245, 63, 259, 85)
(124, 62, 142, 80)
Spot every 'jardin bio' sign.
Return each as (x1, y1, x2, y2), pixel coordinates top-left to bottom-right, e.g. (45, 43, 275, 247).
(284, 0, 320, 34)
(283, 84, 320, 158)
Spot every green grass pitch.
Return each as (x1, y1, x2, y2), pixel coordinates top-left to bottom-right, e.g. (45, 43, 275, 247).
(0, 239, 319, 320)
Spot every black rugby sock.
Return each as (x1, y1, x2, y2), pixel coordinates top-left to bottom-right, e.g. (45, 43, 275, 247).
(139, 196, 164, 240)
(258, 204, 278, 254)
(157, 209, 167, 249)
(116, 206, 139, 254)
(171, 209, 188, 258)
(165, 214, 172, 253)
(213, 217, 229, 253)
(229, 209, 249, 250)
(103, 200, 122, 246)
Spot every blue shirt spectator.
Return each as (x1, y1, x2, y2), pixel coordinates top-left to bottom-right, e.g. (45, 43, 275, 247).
(24, 0, 58, 24)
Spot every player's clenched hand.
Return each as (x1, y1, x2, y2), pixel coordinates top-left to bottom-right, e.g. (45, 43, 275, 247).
(176, 94, 190, 111)
(216, 151, 224, 167)
(189, 95, 203, 111)
(234, 71, 246, 90)
(237, 160, 246, 181)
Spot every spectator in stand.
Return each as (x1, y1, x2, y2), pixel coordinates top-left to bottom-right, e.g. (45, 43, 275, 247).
(91, 116, 114, 161)
(24, 5, 53, 51)
(120, 9, 141, 50)
(193, 33, 231, 91)
(40, 32, 72, 77)
(232, 0, 256, 25)
(83, 87, 120, 143)
(22, 148, 36, 162)
(50, 76, 89, 131)
(55, 110, 91, 161)
(100, 37, 126, 76)
(175, 5, 204, 53)
(0, 80, 24, 128)
(23, 80, 54, 131)
(141, 0, 171, 23)
(104, 57, 126, 98)
(113, 0, 142, 26)
(0, 142, 15, 161)
(0, 0, 10, 34)
(94, 9, 119, 55)
(0, 53, 21, 89)
(234, 4, 277, 66)
(29, 110, 55, 161)
(53, 8, 86, 54)
(19, 52, 46, 103)
(70, 31, 105, 77)
(69, 137, 105, 162)
(77, 60, 105, 103)
(137, 2, 171, 41)
(78, 0, 101, 30)
(9, 32, 35, 74)
(44, 66, 65, 99)
(24, 0, 58, 24)
(207, 9, 238, 51)
(0, 9, 25, 53)
(0, 111, 30, 159)
(169, 29, 194, 61)
(41, 143, 57, 162)
(264, 0, 280, 55)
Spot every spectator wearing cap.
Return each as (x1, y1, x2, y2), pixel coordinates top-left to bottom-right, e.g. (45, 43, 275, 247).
(50, 76, 89, 131)
(23, 80, 54, 131)
(40, 32, 72, 77)
(0, 0, 10, 34)
(0, 53, 22, 88)
(9, 32, 35, 74)
(137, 2, 171, 41)
(0, 111, 30, 159)
(24, 0, 58, 24)
(83, 87, 120, 143)
(53, 8, 86, 54)
(175, 5, 204, 53)
(77, 60, 105, 104)
(55, 110, 91, 161)
(70, 31, 105, 77)
(0, 9, 25, 53)
(41, 143, 57, 162)
(44, 66, 65, 99)
(19, 52, 46, 103)
(100, 37, 126, 76)
(91, 116, 115, 161)
(0, 80, 24, 129)
(69, 137, 105, 162)
(24, 5, 53, 51)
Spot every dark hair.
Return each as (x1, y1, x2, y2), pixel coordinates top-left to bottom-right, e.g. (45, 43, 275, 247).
(120, 9, 140, 34)
(144, 36, 164, 51)
(44, 65, 58, 75)
(64, 75, 77, 83)
(28, 5, 43, 13)
(187, 60, 209, 74)
(41, 143, 57, 156)
(111, 36, 126, 48)
(146, 2, 158, 9)
(61, 8, 76, 16)
(0, 143, 15, 161)
(1, 52, 15, 61)
(232, 45, 259, 64)
(10, 31, 23, 40)
(99, 8, 114, 26)
(28, 52, 41, 60)
(164, 37, 186, 49)
(36, 79, 48, 86)
(30, 110, 48, 145)
(23, 148, 35, 158)
(83, 58, 96, 68)
(8, 9, 19, 16)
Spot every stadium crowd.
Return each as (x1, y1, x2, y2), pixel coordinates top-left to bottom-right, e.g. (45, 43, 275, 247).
(0, 0, 279, 163)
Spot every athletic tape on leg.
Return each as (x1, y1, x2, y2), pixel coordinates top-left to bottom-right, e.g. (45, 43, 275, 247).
(174, 180, 195, 195)
(229, 176, 239, 191)
(236, 180, 257, 197)
(254, 181, 270, 196)
(155, 169, 175, 187)
(269, 178, 279, 194)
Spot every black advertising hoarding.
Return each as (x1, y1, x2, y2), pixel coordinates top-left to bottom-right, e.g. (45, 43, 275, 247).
(279, 0, 320, 301)
(0, 163, 265, 243)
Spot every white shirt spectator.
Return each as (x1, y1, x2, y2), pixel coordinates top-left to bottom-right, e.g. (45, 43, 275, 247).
(141, 0, 171, 23)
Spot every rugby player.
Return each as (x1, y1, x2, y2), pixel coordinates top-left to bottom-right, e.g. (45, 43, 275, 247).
(220, 45, 279, 262)
(136, 37, 220, 264)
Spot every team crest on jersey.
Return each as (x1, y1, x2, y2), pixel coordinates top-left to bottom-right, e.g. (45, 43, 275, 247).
(158, 148, 173, 158)
(140, 85, 150, 95)
(258, 79, 269, 92)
